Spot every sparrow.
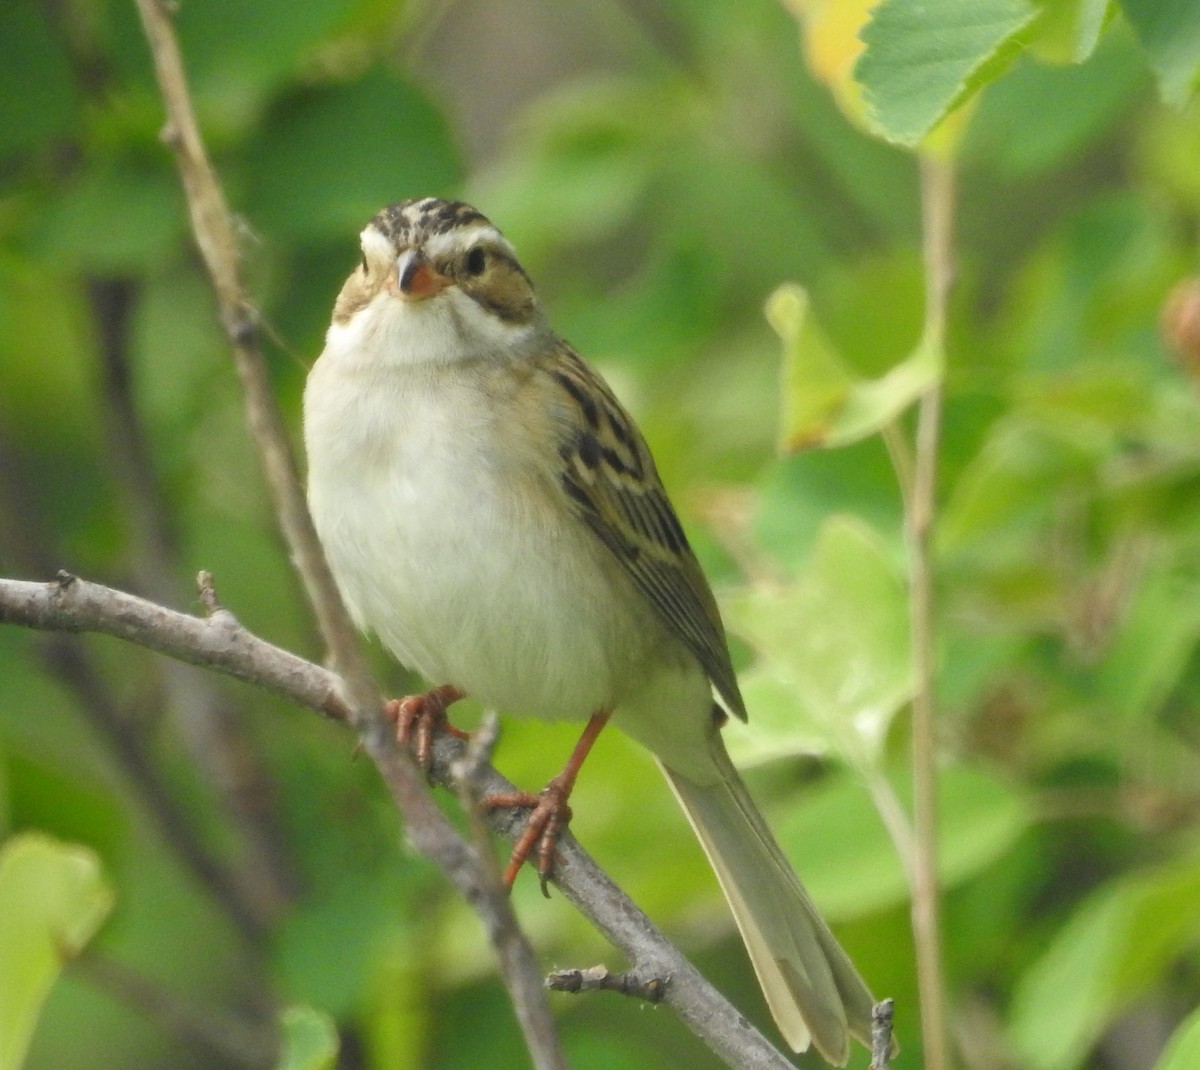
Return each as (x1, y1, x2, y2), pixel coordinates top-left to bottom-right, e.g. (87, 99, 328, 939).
(302, 197, 878, 1063)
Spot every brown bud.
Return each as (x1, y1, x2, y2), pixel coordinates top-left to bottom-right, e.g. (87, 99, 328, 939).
(1161, 276, 1200, 379)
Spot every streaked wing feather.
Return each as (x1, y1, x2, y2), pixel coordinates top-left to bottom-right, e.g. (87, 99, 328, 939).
(545, 348, 746, 719)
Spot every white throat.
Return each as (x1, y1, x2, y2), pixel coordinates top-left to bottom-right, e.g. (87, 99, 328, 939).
(324, 289, 538, 371)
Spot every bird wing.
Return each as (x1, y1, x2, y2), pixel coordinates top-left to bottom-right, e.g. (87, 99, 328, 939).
(541, 346, 746, 720)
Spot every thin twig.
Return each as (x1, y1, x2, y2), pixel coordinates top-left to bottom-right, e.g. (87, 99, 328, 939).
(197, 570, 225, 616)
(880, 421, 915, 519)
(450, 715, 570, 1070)
(129, 1, 572, 1063)
(131, 0, 371, 706)
(449, 711, 505, 880)
(0, 574, 804, 1070)
(906, 153, 956, 1070)
(870, 998, 896, 1070)
(546, 964, 668, 1003)
(862, 767, 916, 889)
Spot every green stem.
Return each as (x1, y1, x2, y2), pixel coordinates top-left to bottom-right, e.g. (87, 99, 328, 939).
(907, 152, 955, 1070)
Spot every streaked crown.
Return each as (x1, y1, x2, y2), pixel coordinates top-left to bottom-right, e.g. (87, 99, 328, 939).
(370, 198, 492, 244)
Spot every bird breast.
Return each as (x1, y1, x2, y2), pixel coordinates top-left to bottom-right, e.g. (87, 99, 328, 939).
(304, 353, 669, 722)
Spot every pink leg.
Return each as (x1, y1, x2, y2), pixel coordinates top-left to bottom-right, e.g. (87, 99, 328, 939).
(486, 710, 611, 895)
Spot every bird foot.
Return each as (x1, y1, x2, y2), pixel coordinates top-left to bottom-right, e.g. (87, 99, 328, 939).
(385, 684, 467, 768)
(485, 776, 574, 897)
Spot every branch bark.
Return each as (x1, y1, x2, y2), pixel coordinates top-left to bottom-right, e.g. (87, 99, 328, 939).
(131, 0, 369, 704)
(0, 573, 801, 1070)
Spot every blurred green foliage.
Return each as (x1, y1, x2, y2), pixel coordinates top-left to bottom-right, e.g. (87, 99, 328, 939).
(1, 1, 1200, 1069)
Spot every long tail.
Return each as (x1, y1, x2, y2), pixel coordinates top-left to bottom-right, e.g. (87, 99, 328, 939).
(659, 736, 876, 1065)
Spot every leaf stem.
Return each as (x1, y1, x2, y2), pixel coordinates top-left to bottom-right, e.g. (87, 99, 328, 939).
(907, 152, 955, 1070)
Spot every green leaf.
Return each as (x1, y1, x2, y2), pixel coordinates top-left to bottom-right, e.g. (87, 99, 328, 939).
(939, 419, 1094, 554)
(0, 834, 113, 1070)
(769, 284, 854, 450)
(724, 516, 911, 766)
(769, 283, 942, 451)
(751, 439, 904, 573)
(831, 332, 942, 443)
(1095, 566, 1200, 723)
(1153, 1008, 1200, 1070)
(1010, 855, 1200, 1070)
(855, 0, 1041, 146)
(771, 764, 1034, 920)
(1119, 0, 1200, 106)
(246, 71, 461, 242)
(276, 1006, 339, 1070)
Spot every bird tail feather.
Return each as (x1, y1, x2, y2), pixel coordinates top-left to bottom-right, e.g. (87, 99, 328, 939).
(658, 735, 876, 1064)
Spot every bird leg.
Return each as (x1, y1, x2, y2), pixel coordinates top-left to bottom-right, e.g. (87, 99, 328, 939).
(486, 710, 611, 895)
(386, 684, 468, 768)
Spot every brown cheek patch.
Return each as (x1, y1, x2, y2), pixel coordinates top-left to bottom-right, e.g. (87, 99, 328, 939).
(468, 266, 535, 324)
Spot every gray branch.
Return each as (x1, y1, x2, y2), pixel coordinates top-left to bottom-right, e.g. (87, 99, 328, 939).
(0, 572, 799, 1070)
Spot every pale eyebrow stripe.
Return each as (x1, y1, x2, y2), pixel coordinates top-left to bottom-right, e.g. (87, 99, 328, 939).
(423, 223, 508, 260)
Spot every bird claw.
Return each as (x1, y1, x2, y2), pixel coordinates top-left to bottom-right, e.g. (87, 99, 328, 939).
(482, 711, 609, 895)
(485, 780, 574, 896)
(385, 684, 466, 768)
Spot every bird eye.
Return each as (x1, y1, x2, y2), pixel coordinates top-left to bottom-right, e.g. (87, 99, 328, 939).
(463, 247, 486, 276)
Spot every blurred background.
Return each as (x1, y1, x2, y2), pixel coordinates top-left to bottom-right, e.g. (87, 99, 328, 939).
(2, 1, 1200, 1069)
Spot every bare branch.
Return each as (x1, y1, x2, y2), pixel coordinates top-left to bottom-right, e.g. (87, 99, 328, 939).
(1, 574, 802, 1070)
(446, 713, 568, 1070)
(131, 0, 370, 705)
(129, 1, 574, 1062)
(546, 964, 668, 1003)
(871, 999, 896, 1070)
(1, 573, 350, 719)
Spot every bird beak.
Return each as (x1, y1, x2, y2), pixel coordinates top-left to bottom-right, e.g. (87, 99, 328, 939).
(390, 248, 450, 301)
